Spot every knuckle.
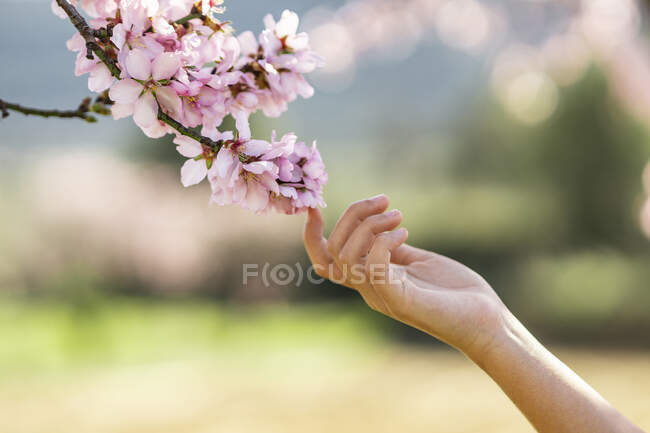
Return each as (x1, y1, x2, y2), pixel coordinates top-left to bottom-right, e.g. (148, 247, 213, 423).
(326, 238, 338, 254)
(374, 233, 391, 248)
(349, 198, 374, 215)
(338, 250, 353, 264)
(357, 220, 376, 237)
(363, 213, 383, 226)
(367, 212, 396, 231)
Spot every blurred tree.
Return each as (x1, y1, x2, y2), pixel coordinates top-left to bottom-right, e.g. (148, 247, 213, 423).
(454, 67, 650, 250)
(532, 69, 650, 249)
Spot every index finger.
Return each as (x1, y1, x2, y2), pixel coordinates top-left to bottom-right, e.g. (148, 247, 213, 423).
(303, 207, 335, 277)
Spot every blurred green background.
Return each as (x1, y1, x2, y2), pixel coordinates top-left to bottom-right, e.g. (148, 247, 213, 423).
(1, 0, 650, 432)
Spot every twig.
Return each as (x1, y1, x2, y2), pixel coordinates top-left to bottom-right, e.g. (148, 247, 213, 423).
(92, 24, 114, 43)
(4, 1, 224, 148)
(142, 8, 203, 34)
(54, 0, 121, 79)
(0, 99, 8, 119)
(57, 0, 225, 146)
(157, 109, 221, 148)
(0, 97, 108, 123)
(175, 12, 203, 25)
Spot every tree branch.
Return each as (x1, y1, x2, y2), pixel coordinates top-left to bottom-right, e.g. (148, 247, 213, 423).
(175, 12, 203, 26)
(54, 0, 121, 79)
(157, 109, 221, 149)
(3, 1, 224, 148)
(0, 96, 111, 123)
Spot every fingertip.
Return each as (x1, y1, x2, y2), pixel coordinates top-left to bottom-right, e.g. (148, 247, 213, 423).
(375, 194, 390, 207)
(388, 227, 408, 248)
(307, 207, 323, 224)
(304, 207, 324, 240)
(387, 209, 403, 222)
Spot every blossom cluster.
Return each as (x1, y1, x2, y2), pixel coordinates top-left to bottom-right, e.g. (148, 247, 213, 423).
(52, 0, 326, 214)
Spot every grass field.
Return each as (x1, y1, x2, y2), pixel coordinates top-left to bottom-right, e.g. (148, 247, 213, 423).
(1, 300, 649, 433)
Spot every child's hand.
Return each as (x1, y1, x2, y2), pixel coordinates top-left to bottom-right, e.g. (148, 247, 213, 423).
(303, 195, 507, 360)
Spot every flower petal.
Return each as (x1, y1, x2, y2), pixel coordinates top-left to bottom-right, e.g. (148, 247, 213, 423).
(233, 110, 251, 140)
(133, 92, 158, 129)
(244, 139, 271, 157)
(276, 10, 300, 37)
(110, 23, 127, 49)
(279, 185, 298, 200)
(263, 13, 276, 31)
(66, 33, 85, 51)
(210, 183, 235, 206)
(174, 136, 202, 158)
(88, 63, 115, 92)
(152, 52, 180, 81)
(258, 171, 280, 194)
(288, 33, 309, 51)
(243, 161, 268, 175)
(243, 161, 278, 177)
(244, 181, 270, 212)
(156, 86, 182, 118)
(152, 16, 175, 36)
(109, 79, 144, 104)
(126, 49, 152, 81)
(237, 31, 258, 56)
(181, 159, 208, 187)
(111, 102, 134, 120)
(141, 121, 170, 138)
(51, 0, 68, 19)
(215, 148, 236, 178)
(232, 178, 247, 203)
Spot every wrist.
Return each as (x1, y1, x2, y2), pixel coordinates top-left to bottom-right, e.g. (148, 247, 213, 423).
(464, 306, 537, 372)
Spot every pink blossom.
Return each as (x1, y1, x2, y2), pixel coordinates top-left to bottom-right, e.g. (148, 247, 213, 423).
(88, 63, 114, 92)
(111, 26, 164, 67)
(261, 10, 324, 73)
(109, 50, 181, 129)
(207, 127, 326, 214)
(175, 129, 233, 187)
(56, 2, 327, 214)
(119, 0, 159, 35)
(202, 0, 225, 16)
(65, 33, 115, 91)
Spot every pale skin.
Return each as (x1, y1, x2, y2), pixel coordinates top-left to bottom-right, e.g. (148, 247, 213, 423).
(303, 194, 645, 433)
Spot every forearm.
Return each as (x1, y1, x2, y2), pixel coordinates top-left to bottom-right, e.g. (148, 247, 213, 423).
(470, 309, 643, 433)
(302, 201, 644, 432)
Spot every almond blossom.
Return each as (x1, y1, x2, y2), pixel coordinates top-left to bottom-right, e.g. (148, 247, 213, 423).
(109, 50, 181, 131)
(55, 0, 326, 214)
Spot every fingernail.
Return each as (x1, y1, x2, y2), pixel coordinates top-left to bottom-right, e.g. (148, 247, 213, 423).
(370, 194, 387, 201)
(387, 209, 401, 217)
